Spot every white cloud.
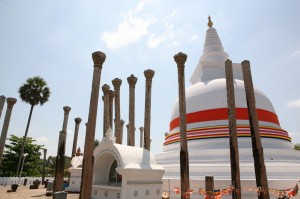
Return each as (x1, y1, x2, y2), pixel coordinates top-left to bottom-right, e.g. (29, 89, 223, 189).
(101, 0, 157, 49)
(289, 51, 300, 58)
(36, 137, 50, 143)
(286, 98, 300, 108)
(188, 35, 198, 42)
(134, 0, 155, 13)
(147, 23, 175, 48)
(102, 16, 155, 49)
(168, 10, 177, 18)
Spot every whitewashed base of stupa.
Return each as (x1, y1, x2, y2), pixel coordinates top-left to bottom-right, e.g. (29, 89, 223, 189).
(65, 168, 82, 192)
(162, 179, 300, 199)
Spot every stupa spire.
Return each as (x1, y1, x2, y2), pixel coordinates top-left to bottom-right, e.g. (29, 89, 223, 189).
(208, 16, 213, 27)
(189, 17, 229, 84)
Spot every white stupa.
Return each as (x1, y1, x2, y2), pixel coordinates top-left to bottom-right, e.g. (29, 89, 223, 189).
(155, 17, 300, 198)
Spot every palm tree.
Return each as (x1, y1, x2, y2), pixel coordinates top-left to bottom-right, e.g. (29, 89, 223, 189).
(16, 76, 50, 176)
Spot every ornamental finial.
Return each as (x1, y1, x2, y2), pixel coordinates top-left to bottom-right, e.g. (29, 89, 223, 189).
(208, 16, 213, 28)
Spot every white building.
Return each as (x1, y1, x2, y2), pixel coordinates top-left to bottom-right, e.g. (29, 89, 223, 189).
(91, 128, 164, 199)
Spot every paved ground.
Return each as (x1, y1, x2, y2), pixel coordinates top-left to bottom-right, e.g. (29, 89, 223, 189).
(0, 185, 79, 199)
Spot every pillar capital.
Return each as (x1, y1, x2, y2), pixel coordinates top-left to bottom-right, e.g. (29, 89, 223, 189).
(109, 90, 115, 100)
(144, 69, 155, 80)
(139, 126, 144, 131)
(75, 117, 82, 124)
(6, 98, 17, 108)
(102, 84, 110, 95)
(63, 106, 71, 114)
(112, 78, 122, 90)
(174, 52, 187, 68)
(120, 120, 124, 126)
(92, 51, 106, 67)
(127, 74, 138, 87)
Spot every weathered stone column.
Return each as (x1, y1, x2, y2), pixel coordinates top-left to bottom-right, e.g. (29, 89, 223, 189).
(53, 130, 66, 193)
(0, 97, 17, 166)
(127, 74, 138, 146)
(102, 84, 110, 137)
(143, 69, 155, 150)
(62, 106, 71, 132)
(225, 59, 241, 199)
(112, 78, 122, 143)
(174, 52, 190, 199)
(53, 106, 70, 193)
(126, 124, 130, 145)
(80, 51, 106, 199)
(139, 127, 144, 148)
(71, 117, 82, 158)
(109, 90, 115, 131)
(241, 60, 270, 199)
(42, 148, 47, 184)
(205, 176, 214, 199)
(102, 96, 104, 138)
(0, 95, 6, 119)
(119, 119, 124, 144)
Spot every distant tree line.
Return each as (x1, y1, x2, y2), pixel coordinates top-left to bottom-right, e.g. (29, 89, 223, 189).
(0, 135, 71, 177)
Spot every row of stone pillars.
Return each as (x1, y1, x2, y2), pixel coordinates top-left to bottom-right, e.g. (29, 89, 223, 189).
(52, 105, 84, 197)
(100, 70, 154, 149)
(79, 51, 155, 199)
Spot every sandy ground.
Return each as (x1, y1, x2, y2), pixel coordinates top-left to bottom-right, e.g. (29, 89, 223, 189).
(0, 185, 79, 199)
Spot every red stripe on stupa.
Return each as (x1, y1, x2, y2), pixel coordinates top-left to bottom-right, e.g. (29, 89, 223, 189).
(169, 108, 279, 131)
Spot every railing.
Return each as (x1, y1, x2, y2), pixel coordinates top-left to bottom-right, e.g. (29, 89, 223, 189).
(0, 177, 55, 186)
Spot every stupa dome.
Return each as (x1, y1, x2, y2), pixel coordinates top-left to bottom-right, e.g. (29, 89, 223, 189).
(155, 18, 300, 193)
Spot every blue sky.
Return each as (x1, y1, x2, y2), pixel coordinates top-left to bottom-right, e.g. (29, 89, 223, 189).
(0, 0, 300, 157)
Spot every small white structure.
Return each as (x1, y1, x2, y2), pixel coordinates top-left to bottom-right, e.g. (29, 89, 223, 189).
(92, 128, 165, 199)
(65, 151, 83, 192)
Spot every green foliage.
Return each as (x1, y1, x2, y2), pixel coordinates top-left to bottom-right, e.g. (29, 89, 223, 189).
(19, 76, 50, 106)
(45, 155, 72, 177)
(0, 135, 44, 177)
(94, 139, 99, 149)
(294, 144, 300, 151)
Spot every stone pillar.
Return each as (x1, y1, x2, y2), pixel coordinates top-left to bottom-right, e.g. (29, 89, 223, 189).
(139, 127, 144, 148)
(174, 52, 190, 199)
(127, 74, 137, 146)
(62, 106, 71, 132)
(53, 131, 66, 192)
(119, 119, 124, 144)
(0, 95, 6, 119)
(42, 148, 47, 184)
(109, 90, 115, 131)
(225, 59, 241, 199)
(112, 78, 122, 144)
(241, 60, 270, 199)
(102, 84, 110, 137)
(205, 176, 214, 199)
(143, 69, 155, 150)
(80, 51, 106, 199)
(0, 98, 17, 166)
(126, 124, 130, 145)
(71, 117, 82, 158)
(102, 96, 104, 138)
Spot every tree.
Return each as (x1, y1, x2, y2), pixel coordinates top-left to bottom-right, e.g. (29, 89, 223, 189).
(16, 76, 50, 176)
(294, 144, 300, 151)
(94, 139, 99, 149)
(45, 155, 72, 177)
(0, 135, 43, 177)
